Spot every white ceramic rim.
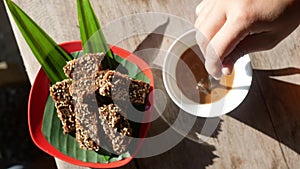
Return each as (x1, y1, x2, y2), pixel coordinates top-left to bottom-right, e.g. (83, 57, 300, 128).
(162, 29, 253, 117)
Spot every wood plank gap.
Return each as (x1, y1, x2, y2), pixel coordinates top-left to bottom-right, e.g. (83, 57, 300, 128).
(133, 158, 141, 169)
(253, 70, 290, 169)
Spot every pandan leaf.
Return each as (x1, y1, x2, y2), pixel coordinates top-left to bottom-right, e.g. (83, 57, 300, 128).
(5, 0, 72, 83)
(77, 0, 118, 69)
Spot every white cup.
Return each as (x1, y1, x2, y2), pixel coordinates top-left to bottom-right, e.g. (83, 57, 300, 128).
(162, 29, 252, 117)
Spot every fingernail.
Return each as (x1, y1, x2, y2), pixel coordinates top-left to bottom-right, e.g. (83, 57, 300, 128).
(210, 74, 221, 80)
(222, 67, 232, 75)
(213, 76, 221, 80)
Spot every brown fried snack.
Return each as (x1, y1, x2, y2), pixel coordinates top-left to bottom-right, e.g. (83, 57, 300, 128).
(74, 102, 100, 151)
(51, 52, 150, 153)
(75, 126, 100, 151)
(129, 79, 151, 105)
(97, 70, 150, 105)
(67, 53, 104, 151)
(63, 53, 104, 79)
(49, 79, 75, 134)
(98, 104, 132, 154)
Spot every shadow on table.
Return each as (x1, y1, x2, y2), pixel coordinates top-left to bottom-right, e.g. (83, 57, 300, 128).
(134, 68, 220, 169)
(229, 67, 300, 155)
(0, 3, 57, 166)
(133, 17, 169, 65)
(0, 67, 57, 169)
(132, 19, 220, 169)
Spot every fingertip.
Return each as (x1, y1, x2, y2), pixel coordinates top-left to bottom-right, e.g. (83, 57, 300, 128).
(195, 1, 206, 16)
(204, 43, 223, 79)
(205, 43, 219, 60)
(212, 75, 221, 80)
(205, 59, 222, 80)
(221, 67, 232, 76)
(195, 4, 202, 16)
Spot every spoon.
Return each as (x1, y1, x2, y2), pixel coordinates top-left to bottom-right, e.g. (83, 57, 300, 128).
(196, 75, 220, 94)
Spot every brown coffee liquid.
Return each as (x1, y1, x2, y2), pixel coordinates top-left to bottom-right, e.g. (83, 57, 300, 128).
(175, 45, 234, 104)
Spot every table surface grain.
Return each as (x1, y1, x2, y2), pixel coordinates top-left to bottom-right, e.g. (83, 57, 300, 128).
(4, 0, 300, 169)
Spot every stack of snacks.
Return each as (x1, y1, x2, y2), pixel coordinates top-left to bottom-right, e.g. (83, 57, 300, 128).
(49, 53, 150, 154)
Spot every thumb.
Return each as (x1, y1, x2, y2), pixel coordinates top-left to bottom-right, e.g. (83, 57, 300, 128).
(205, 20, 248, 79)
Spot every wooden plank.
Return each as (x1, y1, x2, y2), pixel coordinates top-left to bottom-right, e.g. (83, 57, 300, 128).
(135, 68, 287, 169)
(215, 73, 288, 169)
(250, 27, 300, 169)
(135, 69, 218, 168)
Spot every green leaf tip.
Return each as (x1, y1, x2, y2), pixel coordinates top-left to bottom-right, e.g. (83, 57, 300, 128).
(77, 0, 118, 69)
(6, 0, 72, 83)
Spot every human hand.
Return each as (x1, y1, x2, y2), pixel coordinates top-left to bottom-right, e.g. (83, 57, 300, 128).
(195, 0, 300, 79)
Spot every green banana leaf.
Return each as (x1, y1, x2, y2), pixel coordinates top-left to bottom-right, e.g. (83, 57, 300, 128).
(5, 0, 72, 83)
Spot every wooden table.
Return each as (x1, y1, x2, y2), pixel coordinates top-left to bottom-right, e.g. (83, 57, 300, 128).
(5, 0, 300, 168)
